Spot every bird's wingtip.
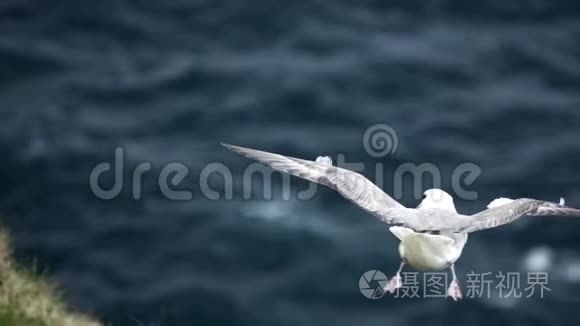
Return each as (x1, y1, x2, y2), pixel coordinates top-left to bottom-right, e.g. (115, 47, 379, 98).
(222, 143, 251, 154)
(221, 143, 236, 150)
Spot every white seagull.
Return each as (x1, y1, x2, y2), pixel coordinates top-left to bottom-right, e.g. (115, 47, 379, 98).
(223, 144, 580, 301)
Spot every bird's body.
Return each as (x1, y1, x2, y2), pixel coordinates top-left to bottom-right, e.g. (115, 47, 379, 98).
(389, 189, 467, 271)
(391, 226, 466, 271)
(223, 143, 580, 301)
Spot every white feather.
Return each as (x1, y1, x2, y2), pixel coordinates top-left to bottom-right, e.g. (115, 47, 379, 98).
(559, 197, 566, 206)
(315, 156, 332, 165)
(487, 197, 514, 209)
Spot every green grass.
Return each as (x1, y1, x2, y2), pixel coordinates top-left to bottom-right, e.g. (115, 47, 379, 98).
(0, 308, 46, 326)
(0, 229, 101, 326)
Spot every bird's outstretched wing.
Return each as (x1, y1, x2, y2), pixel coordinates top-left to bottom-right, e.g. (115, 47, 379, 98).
(222, 144, 420, 226)
(459, 198, 580, 233)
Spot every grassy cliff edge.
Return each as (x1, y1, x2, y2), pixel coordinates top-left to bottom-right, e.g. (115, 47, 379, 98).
(0, 229, 101, 326)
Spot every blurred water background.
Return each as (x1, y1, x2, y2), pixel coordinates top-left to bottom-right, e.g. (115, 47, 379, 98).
(1, 0, 580, 325)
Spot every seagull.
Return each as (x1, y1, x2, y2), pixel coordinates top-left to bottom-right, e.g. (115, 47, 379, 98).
(387, 189, 468, 300)
(223, 144, 580, 301)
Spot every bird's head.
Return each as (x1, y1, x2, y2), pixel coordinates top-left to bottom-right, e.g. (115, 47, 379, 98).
(417, 188, 457, 213)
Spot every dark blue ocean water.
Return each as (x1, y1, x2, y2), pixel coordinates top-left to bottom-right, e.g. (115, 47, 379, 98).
(1, 0, 580, 325)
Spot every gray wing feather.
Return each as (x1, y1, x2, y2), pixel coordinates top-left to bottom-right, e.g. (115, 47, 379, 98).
(223, 144, 580, 233)
(459, 198, 580, 233)
(536, 205, 580, 217)
(223, 144, 416, 225)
